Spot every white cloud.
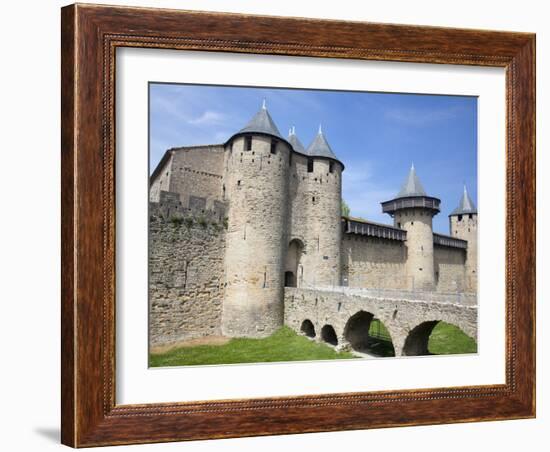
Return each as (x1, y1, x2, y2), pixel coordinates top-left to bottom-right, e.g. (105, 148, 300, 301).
(187, 110, 226, 125)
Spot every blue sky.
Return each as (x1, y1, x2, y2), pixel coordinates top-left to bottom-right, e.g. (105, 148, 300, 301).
(149, 83, 477, 234)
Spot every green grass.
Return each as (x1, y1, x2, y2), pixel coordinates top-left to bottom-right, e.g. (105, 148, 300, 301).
(150, 326, 356, 367)
(367, 319, 395, 357)
(428, 321, 477, 355)
(150, 321, 477, 367)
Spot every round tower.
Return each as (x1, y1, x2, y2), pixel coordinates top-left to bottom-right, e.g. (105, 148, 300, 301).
(299, 125, 344, 287)
(221, 101, 292, 337)
(449, 185, 478, 292)
(381, 165, 440, 291)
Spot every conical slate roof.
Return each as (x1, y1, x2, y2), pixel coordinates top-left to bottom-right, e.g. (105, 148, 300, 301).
(396, 164, 427, 197)
(287, 126, 306, 153)
(306, 125, 339, 160)
(236, 100, 283, 139)
(450, 185, 477, 215)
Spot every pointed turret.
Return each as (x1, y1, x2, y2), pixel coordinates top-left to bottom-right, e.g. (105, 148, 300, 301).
(381, 164, 440, 216)
(450, 185, 477, 216)
(397, 163, 427, 197)
(381, 165, 441, 291)
(232, 100, 284, 140)
(305, 125, 340, 160)
(287, 126, 306, 153)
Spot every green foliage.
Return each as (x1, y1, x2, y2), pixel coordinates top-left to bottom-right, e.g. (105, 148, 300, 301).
(341, 199, 351, 217)
(169, 216, 184, 227)
(223, 217, 229, 229)
(149, 327, 356, 367)
(184, 217, 194, 228)
(198, 216, 208, 228)
(428, 321, 477, 355)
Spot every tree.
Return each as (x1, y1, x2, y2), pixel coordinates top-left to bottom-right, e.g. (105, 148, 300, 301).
(341, 199, 351, 217)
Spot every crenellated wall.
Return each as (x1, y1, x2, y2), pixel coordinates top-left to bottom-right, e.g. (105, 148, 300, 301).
(148, 199, 226, 348)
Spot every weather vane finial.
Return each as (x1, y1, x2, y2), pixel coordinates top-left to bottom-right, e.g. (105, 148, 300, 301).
(261, 98, 267, 110)
(318, 123, 323, 134)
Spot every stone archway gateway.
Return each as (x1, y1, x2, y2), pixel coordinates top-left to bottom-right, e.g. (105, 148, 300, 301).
(284, 239, 304, 287)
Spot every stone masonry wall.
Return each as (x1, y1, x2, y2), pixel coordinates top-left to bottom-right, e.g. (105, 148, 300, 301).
(149, 209, 226, 347)
(341, 235, 408, 289)
(168, 145, 225, 207)
(434, 245, 467, 293)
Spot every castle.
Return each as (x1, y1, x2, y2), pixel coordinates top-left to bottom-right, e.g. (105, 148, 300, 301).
(149, 101, 478, 346)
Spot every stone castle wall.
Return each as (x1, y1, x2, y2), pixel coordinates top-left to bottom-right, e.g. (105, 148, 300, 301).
(341, 235, 408, 289)
(149, 195, 226, 347)
(434, 245, 467, 292)
(168, 145, 225, 207)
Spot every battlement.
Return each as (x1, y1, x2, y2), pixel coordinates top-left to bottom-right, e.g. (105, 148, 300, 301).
(150, 190, 227, 224)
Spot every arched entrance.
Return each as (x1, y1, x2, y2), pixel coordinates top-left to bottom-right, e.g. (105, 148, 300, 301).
(284, 239, 304, 287)
(402, 321, 477, 356)
(300, 319, 316, 338)
(321, 324, 338, 346)
(344, 311, 395, 357)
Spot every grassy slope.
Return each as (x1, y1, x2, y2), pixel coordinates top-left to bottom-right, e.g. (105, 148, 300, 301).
(150, 326, 355, 367)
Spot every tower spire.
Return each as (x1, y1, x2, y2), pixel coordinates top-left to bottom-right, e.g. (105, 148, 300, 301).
(450, 184, 477, 216)
(261, 98, 266, 110)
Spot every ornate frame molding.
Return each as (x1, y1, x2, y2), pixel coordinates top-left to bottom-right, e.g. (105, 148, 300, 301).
(61, 4, 535, 447)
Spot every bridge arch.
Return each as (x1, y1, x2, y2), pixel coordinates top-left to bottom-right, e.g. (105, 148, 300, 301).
(321, 324, 338, 346)
(300, 319, 316, 338)
(402, 320, 476, 356)
(344, 310, 395, 357)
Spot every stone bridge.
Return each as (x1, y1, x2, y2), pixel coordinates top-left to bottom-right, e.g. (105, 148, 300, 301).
(284, 287, 477, 357)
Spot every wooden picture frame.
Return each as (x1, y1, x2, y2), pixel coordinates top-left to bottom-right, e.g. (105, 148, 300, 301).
(61, 3, 535, 447)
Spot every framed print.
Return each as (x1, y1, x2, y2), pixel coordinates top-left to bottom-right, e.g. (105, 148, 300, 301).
(61, 3, 535, 447)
